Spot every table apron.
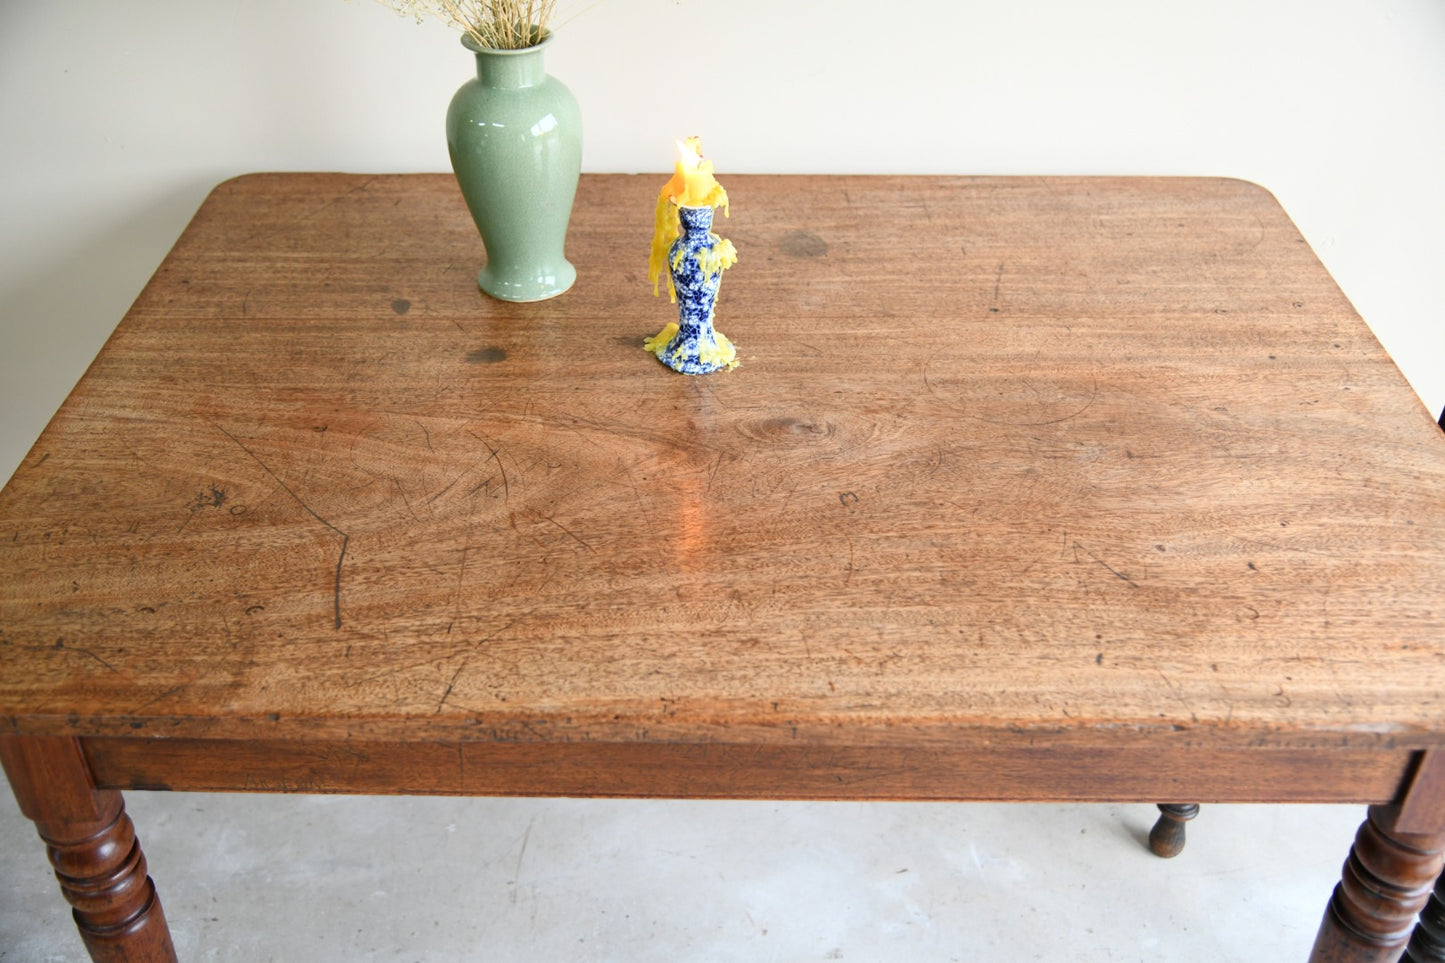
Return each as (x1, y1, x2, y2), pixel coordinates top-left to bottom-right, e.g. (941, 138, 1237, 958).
(81, 737, 1418, 805)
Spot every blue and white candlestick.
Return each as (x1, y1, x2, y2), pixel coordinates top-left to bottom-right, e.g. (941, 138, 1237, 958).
(645, 205, 738, 374)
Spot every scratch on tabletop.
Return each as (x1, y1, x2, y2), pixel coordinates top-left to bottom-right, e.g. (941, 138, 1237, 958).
(436, 657, 471, 714)
(214, 422, 350, 629)
(452, 521, 475, 624)
(1072, 541, 1138, 588)
(53, 639, 117, 672)
(543, 515, 595, 553)
(392, 476, 422, 522)
(705, 451, 724, 494)
(423, 451, 489, 507)
(921, 352, 937, 395)
(596, 459, 654, 538)
(469, 432, 511, 504)
(993, 261, 1005, 303)
(384, 607, 540, 700)
(293, 176, 383, 224)
(133, 684, 186, 714)
(1156, 669, 1199, 723)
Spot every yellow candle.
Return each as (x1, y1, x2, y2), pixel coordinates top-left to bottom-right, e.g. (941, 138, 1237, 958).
(649, 138, 730, 299)
(662, 137, 728, 209)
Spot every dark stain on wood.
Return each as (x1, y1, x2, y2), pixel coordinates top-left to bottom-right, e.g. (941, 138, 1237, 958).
(779, 230, 828, 258)
(466, 346, 508, 364)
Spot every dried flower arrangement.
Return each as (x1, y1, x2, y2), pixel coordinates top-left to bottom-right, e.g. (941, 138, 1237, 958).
(369, 0, 562, 50)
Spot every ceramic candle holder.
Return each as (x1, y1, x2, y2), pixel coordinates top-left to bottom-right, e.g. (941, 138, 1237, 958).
(645, 205, 738, 374)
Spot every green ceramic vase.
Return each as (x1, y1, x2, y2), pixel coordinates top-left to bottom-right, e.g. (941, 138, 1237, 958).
(446, 31, 582, 302)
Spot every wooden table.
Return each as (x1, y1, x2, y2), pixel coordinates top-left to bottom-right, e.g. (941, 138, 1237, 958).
(2, 173, 1443, 961)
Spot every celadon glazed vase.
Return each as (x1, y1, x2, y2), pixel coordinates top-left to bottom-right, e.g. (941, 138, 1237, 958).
(446, 31, 582, 302)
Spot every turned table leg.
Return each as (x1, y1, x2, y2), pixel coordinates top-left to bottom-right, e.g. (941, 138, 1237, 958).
(1311, 750, 1445, 963)
(1404, 869, 1445, 962)
(1310, 803, 1445, 962)
(1148, 803, 1200, 858)
(0, 735, 175, 963)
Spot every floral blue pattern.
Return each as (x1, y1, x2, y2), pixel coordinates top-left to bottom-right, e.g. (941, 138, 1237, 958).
(646, 205, 738, 374)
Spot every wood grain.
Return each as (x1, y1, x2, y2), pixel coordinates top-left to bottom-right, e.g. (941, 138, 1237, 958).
(1, 173, 1442, 761)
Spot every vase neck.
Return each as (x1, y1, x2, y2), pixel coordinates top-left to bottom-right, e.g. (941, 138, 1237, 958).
(677, 205, 715, 235)
(466, 33, 551, 89)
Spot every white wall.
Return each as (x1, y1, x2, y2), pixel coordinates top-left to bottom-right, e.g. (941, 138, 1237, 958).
(2, 0, 1442, 480)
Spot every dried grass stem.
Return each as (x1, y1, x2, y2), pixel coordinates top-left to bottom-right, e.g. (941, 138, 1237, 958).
(375, 0, 562, 49)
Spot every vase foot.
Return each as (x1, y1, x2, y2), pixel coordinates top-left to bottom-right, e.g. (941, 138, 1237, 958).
(477, 261, 576, 303)
(644, 323, 739, 375)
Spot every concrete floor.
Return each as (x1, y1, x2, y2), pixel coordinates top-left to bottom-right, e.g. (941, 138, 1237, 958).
(1, 783, 1365, 961)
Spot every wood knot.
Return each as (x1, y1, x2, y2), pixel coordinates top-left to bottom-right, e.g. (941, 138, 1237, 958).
(744, 416, 836, 444)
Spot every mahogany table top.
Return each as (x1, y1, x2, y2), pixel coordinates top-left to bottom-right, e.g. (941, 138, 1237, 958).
(2, 173, 1443, 760)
